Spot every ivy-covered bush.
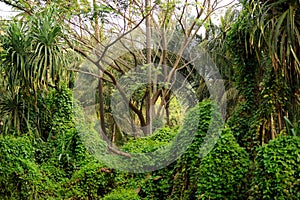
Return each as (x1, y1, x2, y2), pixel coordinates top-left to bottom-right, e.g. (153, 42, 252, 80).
(249, 135, 300, 200)
(171, 100, 220, 199)
(65, 157, 115, 199)
(122, 127, 178, 153)
(170, 100, 250, 199)
(37, 86, 74, 140)
(0, 87, 115, 199)
(34, 87, 82, 175)
(135, 166, 175, 200)
(0, 136, 61, 199)
(116, 127, 178, 199)
(113, 100, 218, 199)
(196, 128, 250, 199)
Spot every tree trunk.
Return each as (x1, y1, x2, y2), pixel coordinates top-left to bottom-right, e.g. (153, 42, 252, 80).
(94, 0, 107, 136)
(145, 0, 152, 135)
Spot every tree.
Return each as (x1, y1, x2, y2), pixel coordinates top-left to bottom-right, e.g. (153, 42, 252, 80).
(249, 0, 300, 131)
(1, 0, 233, 143)
(0, 7, 72, 135)
(226, 0, 300, 150)
(68, 0, 231, 140)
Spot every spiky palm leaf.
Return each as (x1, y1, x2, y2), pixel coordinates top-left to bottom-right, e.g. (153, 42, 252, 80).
(0, 90, 28, 134)
(0, 7, 69, 134)
(29, 8, 66, 89)
(1, 22, 29, 88)
(247, 0, 300, 137)
(251, 0, 300, 85)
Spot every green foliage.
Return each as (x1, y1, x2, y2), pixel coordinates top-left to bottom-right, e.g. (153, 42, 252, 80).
(1, 2, 299, 199)
(137, 167, 174, 200)
(249, 135, 300, 199)
(225, 8, 260, 152)
(114, 100, 220, 199)
(0, 9, 66, 91)
(65, 158, 115, 199)
(227, 0, 300, 154)
(0, 136, 61, 199)
(196, 128, 250, 199)
(45, 87, 74, 131)
(0, 7, 73, 135)
(120, 100, 250, 200)
(0, 90, 28, 134)
(33, 87, 78, 174)
(0, 123, 116, 200)
(171, 99, 221, 199)
(122, 127, 178, 153)
(102, 188, 140, 200)
(0, 86, 114, 199)
(29, 86, 74, 140)
(114, 127, 178, 198)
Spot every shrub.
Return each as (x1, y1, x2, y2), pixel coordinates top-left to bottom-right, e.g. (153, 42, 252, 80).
(196, 128, 250, 199)
(0, 136, 61, 199)
(125, 162, 174, 200)
(121, 127, 178, 153)
(249, 135, 300, 200)
(118, 127, 178, 199)
(170, 100, 250, 199)
(65, 157, 115, 199)
(171, 99, 222, 199)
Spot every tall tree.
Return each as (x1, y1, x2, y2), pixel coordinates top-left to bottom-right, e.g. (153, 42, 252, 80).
(227, 0, 300, 150)
(0, 7, 72, 135)
(247, 0, 300, 140)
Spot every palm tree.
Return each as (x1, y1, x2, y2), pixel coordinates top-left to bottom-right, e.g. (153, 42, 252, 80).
(0, 7, 70, 135)
(248, 0, 300, 139)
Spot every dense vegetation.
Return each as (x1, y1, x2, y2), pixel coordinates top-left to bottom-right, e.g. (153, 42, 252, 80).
(0, 0, 299, 199)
